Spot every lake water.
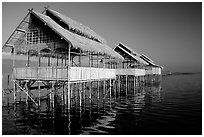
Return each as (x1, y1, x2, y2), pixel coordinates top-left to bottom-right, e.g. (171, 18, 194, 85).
(2, 73, 202, 135)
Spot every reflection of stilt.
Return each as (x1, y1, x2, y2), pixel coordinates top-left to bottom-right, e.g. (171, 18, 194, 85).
(114, 80, 116, 100)
(118, 75, 120, 97)
(125, 75, 128, 95)
(109, 79, 112, 98)
(97, 81, 100, 100)
(38, 81, 41, 109)
(67, 108, 71, 135)
(79, 83, 82, 107)
(62, 84, 64, 106)
(68, 82, 71, 109)
(103, 80, 106, 97)
(134, 76, 136, 95)
(89, 82, 92, 103)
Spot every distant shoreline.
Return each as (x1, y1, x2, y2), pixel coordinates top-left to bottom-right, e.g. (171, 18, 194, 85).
(162, 72, 201, 76)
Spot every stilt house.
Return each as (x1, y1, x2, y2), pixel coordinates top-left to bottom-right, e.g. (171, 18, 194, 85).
(2, 7, 124, 82)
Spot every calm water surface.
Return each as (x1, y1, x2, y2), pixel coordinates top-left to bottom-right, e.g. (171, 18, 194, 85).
(2, 74, 202, 135)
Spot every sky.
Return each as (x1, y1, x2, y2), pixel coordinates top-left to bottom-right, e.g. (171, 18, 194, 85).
(2, 2, 202, 73)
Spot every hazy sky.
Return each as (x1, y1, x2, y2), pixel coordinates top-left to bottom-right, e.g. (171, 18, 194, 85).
(2, 2, 202, 73)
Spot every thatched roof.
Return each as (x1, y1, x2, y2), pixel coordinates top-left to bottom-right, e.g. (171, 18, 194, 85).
(115, 43, 162, 68)
(140, 54, 154, 63)
(31, 11, 123, 59)
(139, 55, 155, 66)
(114, 43, 148, 65)
(45, 8, 106, 44)
(140, 54, 163, 68)
(114, 44, 148, 65)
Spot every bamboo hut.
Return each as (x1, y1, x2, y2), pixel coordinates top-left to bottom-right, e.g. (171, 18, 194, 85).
(2, 7, 124, 106)
(114, 43, 162, 75)
(114, 43, 146, 76)
(3, 8, 123, 82)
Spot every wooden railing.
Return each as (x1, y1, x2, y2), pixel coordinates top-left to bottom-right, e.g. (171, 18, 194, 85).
(13, 66, 161, 81)
(13, 67, 116, 81)
(116, 68, 146, 76)
(145, 67, 161, 75)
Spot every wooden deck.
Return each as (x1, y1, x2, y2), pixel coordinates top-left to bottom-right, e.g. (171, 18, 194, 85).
(14, 67, 116, 82)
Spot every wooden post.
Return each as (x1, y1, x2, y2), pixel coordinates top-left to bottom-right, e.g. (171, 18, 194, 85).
(62, 84, 65, 106)
(49, 82, 52, 111)
(62, 54, 63, 66)
(25, 81, 29, 106)
(65, 54, 66, 66)
(52, 82, 55, 110)
(67, 43, 71, 109)
(57, 53, 59, 66)
(79, 83, 82, 107)
(97, 53, 99, 68)
(84, 82, 86, 105)
(64, 83, 67, 106)
(39, 53, 41, 67)
(27, 48, 30, 67)
(13, 80, 16, 104)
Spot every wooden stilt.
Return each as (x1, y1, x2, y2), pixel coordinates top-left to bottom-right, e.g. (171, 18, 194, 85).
(62, 84, 65, 105)
(83, 82, 86, 104)
(67, 43, 71, 109)
(52, 82, 55, 110)
(49, 82, 52, 111)
(79, 83, 82, 107)
(13, 80, 16, 104)
(25, 81, 29, 106)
